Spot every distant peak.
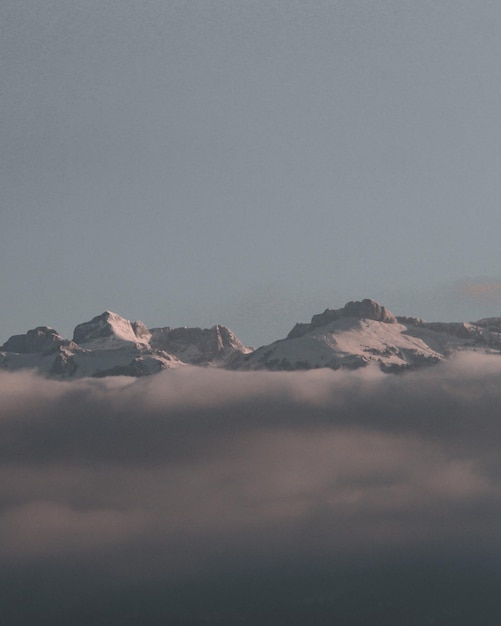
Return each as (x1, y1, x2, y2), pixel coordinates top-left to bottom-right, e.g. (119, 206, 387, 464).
(149, 323, 251, 364)
(342, 299, 396, 323)
(310, 299, 396, 328)
(288, 299, 396, 339)
(1, 325, 67, 354)
(101, 310, 122, 320)
(73, 311, 150, 346)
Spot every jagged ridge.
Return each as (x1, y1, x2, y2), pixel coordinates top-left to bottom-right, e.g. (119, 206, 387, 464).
(2, 299, 501, 378)
(0, 310, 250, 379)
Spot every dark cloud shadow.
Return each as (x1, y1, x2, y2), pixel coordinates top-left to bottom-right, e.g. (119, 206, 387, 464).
(1, 355, 501, 624)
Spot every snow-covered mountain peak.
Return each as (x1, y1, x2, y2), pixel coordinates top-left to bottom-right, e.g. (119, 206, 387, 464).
(72, 311, 151, 349)
(235, 298, 501, 373)
(0, 311, 251, 378)
(3, 299, 501, 379)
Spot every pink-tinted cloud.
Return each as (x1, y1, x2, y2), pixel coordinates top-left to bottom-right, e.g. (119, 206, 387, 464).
(2, 359, 501, 624)
(453, 279, 501, 302)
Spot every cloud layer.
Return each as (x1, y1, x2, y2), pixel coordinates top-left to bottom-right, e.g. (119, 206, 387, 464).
(2, 357, 501, 624)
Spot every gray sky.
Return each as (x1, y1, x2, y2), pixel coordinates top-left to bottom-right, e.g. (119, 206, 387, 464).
(3, 0, 501, 346)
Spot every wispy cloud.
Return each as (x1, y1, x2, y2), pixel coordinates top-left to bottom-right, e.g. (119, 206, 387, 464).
(452, 278, 501, 303)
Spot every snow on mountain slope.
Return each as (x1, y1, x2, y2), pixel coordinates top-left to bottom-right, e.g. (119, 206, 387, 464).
(0, 343, 179, 379)
(234, 316, 441, 372)
(69, 348, 179, 378)
(72, 311, 151, 349)
(232, 299, 501, 372)
(0, 311, 177, 378)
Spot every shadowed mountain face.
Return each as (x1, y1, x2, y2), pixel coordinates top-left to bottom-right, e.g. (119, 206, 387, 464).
(1, 326, 69, 354)
(1, 299, 501, 378)
(149, 324, 249, 365)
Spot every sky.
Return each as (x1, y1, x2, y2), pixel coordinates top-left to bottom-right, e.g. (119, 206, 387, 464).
(3, 6, 501, 619)
(3, 0, 501, 347)
(2, 356, 501, 624)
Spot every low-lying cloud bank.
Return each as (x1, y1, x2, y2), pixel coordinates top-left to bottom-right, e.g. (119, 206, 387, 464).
(2, 354, 501, 624)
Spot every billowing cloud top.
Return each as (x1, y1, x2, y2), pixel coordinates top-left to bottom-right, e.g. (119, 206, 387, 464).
(2, 357, 501, 624)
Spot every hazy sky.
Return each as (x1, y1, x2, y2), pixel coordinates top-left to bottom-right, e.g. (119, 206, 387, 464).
(3, 1, 501, 346)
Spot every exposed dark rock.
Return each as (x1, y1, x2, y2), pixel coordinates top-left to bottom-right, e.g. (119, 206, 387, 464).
(287, 299, 396, 339)
(92, 357, 166, 378)
(426, 322, 480, 340)
(73, 312, 115, 343)
(131, 320, 151, 341)
(50, 351, 78, 378)
(287, 323, 311, 339)
(310, 308, 342, 330)
(475, 318, 501, 332)
(1, 327, 66, 354)
(150, 324, 248, 364)
(342, 299, 396, 323)
(396, 316, 425, 326)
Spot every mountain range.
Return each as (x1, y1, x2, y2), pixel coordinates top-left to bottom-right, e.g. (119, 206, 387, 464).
(2, 299, 501, 379)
